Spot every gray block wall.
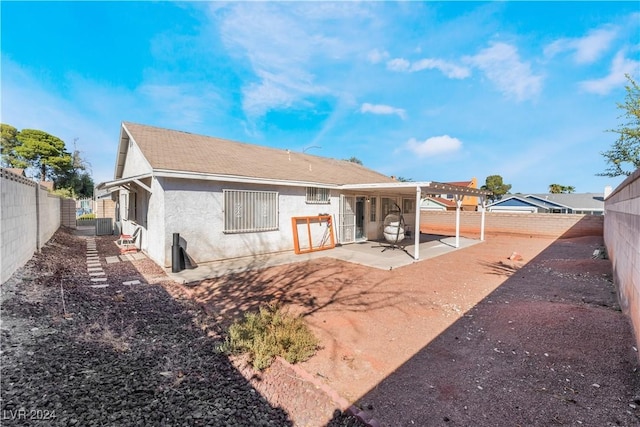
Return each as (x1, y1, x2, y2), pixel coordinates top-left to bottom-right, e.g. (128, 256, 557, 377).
(1, 169, 65, 284)
(604, 168, 640, 357)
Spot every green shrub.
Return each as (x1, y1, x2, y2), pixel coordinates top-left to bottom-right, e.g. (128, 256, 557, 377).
(77, 213, 96, 220)
(222, 304, 318, 370)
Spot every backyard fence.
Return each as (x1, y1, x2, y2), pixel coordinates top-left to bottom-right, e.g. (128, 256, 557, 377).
(420, 210, 603, 239)
(1, 169, 72, 283)
(604, 168, 640, 357)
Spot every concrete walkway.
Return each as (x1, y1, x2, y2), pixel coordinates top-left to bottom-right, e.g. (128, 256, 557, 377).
(166, 234, 481, 284)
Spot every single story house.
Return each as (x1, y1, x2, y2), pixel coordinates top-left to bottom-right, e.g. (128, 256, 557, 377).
(420, 196, 456, 211)
(97, 122, 492, 268)
(486, 193, 605, 215)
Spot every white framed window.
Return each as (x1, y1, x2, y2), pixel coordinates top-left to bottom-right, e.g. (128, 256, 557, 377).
(403, 198, 416, 214)
(369, 197, 377, 222)
(223, 189, 278, 233)
(306, 187, 330, 204)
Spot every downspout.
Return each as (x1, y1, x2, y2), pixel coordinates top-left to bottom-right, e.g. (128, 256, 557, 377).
(414, 186, 421, 260)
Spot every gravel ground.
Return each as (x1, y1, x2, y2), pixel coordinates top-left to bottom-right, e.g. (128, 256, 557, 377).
(0, 227, 362, 426)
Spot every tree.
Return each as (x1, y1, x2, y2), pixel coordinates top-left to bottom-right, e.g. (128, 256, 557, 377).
(1, 124, 94, 197)
(55, 140, 94, 198)
(1, 124, 23, 168)
(345, 156, 363, 165)
(549, 184, 576, 194)
(481, 175, 512, 201)
(13, 129, 72, 181)
(598, 74, 640, 177)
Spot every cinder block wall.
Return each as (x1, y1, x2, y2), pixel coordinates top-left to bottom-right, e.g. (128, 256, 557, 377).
(1, 169, 64, 284)
(39, 190, 62, 245)
(604, 168, 640, 355)
(420, 211, 603, 238)
(2, 169, 39, 283)
(96, 198, 116, 219)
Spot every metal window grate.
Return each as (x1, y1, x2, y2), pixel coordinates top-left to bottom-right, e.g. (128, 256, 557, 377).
(223, 190, 278, 233)
(306, 187, 330, 204)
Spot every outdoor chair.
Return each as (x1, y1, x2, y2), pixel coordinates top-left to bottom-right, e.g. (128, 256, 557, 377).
(116, 226, 140, 254)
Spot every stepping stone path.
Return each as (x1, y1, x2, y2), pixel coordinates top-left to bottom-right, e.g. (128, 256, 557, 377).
(85, 237, 146, 288)
(86, 237, 108, 288)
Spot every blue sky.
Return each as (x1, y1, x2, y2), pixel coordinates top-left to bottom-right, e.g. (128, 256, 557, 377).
(2, 1, 638, 193)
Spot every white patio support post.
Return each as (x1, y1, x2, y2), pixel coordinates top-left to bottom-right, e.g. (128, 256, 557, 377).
(414, 186, 421, 260)
(480, 196, 486, 241)
(454, 195, 463, 248)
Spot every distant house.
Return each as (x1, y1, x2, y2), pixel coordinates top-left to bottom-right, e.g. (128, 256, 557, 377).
(97, 122, 491, 267)
(6, 168, 26, 177)
(487, 193, 605, 215)
(425, 178, 479, 211)
(420, 196, 456, 211)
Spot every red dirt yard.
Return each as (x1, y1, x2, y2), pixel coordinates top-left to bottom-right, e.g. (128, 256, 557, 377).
(180, 233, 640, 426)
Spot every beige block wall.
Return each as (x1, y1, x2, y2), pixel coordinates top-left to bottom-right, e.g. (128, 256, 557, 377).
(420, 211, 603, 238)
(604, 168, 640, 356)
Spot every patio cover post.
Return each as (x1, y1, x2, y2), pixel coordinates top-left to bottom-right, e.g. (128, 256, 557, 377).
(454, 195, 463, 248)
(480, 196, 486, 241)
(414, 186, 421, 260)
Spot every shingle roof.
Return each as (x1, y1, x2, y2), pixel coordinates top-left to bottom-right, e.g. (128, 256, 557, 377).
(528, 193, 604, 210)
(122, 122, 395, 186)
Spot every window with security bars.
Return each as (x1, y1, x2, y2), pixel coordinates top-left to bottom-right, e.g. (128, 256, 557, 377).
(306, 187, 330, 204)
(223, 190, 278, 233)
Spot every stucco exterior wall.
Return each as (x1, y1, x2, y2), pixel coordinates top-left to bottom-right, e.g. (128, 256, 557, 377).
(145, 177, 166, 266)
(121, 139, 152, 177)
(420, 211, 603, 238)
(603, 168, 640, 355)
(157, 178, 342, 267)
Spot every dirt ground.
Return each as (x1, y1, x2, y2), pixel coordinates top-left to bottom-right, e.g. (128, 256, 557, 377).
(2, 228, 639, 426)
(184, 233, 640, 426)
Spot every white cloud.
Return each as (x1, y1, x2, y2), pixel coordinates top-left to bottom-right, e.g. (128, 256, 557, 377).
(465, 42, 542, 101)
(386, 57, 470, 79)
(410, 58, 471, 79)
(579, 50, 640, 95)
(367, 49, 389, 64)
(386, 57, 411, 72)
(405, 135, 462, 157)
(212, 3, 357, 118)
(360, 103, 406, 119)
(544, 27, 617, 64)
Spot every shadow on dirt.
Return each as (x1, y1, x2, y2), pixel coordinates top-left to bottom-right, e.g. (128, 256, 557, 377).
(350, 230, 639, 427)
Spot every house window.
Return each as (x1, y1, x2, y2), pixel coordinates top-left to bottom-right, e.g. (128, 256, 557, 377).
(369, 197, 377, 222)
(306, 187, 330, 204)
(223, 189, 278, 233)
(127, 192, 137, 221)
(402, 198, 416, 214)
(381, 197, 394, 218)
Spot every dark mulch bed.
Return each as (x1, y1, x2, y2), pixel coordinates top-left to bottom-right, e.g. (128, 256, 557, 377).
(1, 227, 362, 426)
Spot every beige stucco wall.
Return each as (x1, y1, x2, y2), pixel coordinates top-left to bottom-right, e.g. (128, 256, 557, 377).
(121, 138, 152, 177)
(604, 168, 640, 355)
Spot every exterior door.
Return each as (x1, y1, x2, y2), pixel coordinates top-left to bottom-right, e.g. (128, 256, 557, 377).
(355, 197, 366, 240)
(338, 195, 356, 244)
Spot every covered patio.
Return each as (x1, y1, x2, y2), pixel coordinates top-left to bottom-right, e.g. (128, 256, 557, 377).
(339, 181, 492, 260)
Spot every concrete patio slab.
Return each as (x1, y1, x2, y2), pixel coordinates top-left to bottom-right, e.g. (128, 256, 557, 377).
(166, 234, 482, 284)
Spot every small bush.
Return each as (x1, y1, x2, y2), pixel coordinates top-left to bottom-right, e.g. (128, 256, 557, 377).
(77, 213, 96, 220)
(222, 304, 318, 370)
